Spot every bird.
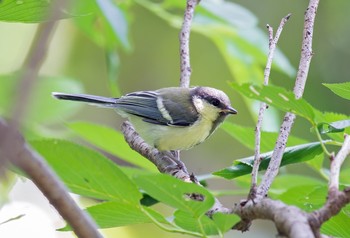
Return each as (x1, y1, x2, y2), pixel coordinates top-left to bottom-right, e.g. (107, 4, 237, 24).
(52, 87, 237, 151)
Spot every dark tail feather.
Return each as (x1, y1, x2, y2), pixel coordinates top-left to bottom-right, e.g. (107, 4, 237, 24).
(52, 92, 118, 107)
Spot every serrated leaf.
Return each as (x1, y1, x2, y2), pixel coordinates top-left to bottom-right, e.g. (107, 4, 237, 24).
(323, 82, 350, 101)
(30, 139, 142, 203)
(231, 83, 318, 122)
(133, 174, 214, 217)
(221, 122, 307, 152)
(213, 142, 325, 179)
(317, 120, 350, 134)
(174, 210, 219, 236)
(68, 121, 156, 171)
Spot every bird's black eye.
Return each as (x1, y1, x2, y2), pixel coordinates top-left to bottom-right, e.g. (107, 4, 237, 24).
(209, 98, 221, 107)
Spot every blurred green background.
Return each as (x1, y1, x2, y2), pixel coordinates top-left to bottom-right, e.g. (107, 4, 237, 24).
(1, 0, 350, 237)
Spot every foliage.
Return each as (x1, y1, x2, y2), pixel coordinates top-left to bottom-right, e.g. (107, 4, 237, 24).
(1, 0, 350, 237)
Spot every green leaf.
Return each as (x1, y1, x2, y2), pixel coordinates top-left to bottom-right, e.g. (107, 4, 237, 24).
(0, 75, 84, 125)
(74, 1, 131, 50)
(0, 0, 96, 23)
(221, 122, 308, 152)
(174, 210, 219, 236)
(212, 212, 240, 233)
(30, 139, 142, 203)
(213, 142, 325, 179)
(96, 0, 130, 50)
(133, 174, 214, 217)
(269, 175, 324, 197)
(68, 121, 156, 171)
(322, 205, 350, 237)
(323, 82, 350, 101)
(231, 83, 318, 122)
(317, 120, 350, 134)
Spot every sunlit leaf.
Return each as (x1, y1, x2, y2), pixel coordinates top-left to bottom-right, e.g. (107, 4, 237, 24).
(174, 210, 219, 236)
(323, 82, 350, 101)
(231, 83, 318, 122)
(30, 139, 142, 203)
(0, 0, 96, 23)
(213, 142, 325, 179)
(68, 121, 157, 171)
(133, 174, 214, 217)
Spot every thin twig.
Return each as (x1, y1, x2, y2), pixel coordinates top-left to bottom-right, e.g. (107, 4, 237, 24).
(308, 134, 350, 236)
(256, 0, 320, 198)
(250, 14, 291, 197)
(329, 134, 350, 190)
(121, 121, 231, 215)
(179, 0, 199, 88)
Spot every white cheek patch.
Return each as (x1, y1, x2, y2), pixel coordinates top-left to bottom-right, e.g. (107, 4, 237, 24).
(156, 97, 173, 123)
(192, 96, 221, 121)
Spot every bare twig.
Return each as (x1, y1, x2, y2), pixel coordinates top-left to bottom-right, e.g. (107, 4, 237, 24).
(0, 1, 102, 237)
(328, 134, 350, 190)
(256, 0, 320, 198)
(0, 120, 102, 238)
(250, 14, 291, 196)
(179, 0, 199, 88)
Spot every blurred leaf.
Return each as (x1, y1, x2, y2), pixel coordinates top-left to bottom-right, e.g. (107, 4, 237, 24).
(0, 0, 96, 23)
(340, 168, 350, 185)
(276, 185, 327, 212)
(74, 0, 131, 50)
(323, 82, 350, 101)
(106, 51, 122, 97)
(269, 174, 325, 197)
(30, 139, 142, 203)
(317, 112, 350, 142)
(0, 75, 84, 125)
(68, 121, 157, 171)
(174, 210, 219, 236)
(221, 122, 308, 152)
(213, 142, 325, 179)
(317, 120, 350, 134)
(133, 174, 214, 217)
(231, 83, 318, 123)
(322, 206, 350, 238)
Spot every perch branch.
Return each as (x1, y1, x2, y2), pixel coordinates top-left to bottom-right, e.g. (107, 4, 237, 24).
(0, 1, 102, 237)
(250, 14, 291, 197)
(121, 121, 231, 215)
(256, 0, 320, 198)
(179, 0, 199, 88)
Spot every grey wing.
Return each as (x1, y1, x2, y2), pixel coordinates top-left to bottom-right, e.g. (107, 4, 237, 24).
(115, 91, 171, 125)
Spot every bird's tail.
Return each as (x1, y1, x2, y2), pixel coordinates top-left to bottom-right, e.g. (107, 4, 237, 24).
(52, 92, 118, 107)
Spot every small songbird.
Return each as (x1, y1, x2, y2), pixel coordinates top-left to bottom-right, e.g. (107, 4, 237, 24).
(52, 87, 237, 151)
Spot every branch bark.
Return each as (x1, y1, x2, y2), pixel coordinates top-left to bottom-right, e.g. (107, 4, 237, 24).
(256, 0, 320, 198)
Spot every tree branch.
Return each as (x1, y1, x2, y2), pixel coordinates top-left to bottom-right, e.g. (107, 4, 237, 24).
(179, 0, 199, 88)
(0, 120, 102, 238)
(250, 14, 291, 197)
(256, 0, 320, 198)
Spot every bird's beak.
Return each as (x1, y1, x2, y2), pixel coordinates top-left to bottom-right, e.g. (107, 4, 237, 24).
(222, 106, 238, 115)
